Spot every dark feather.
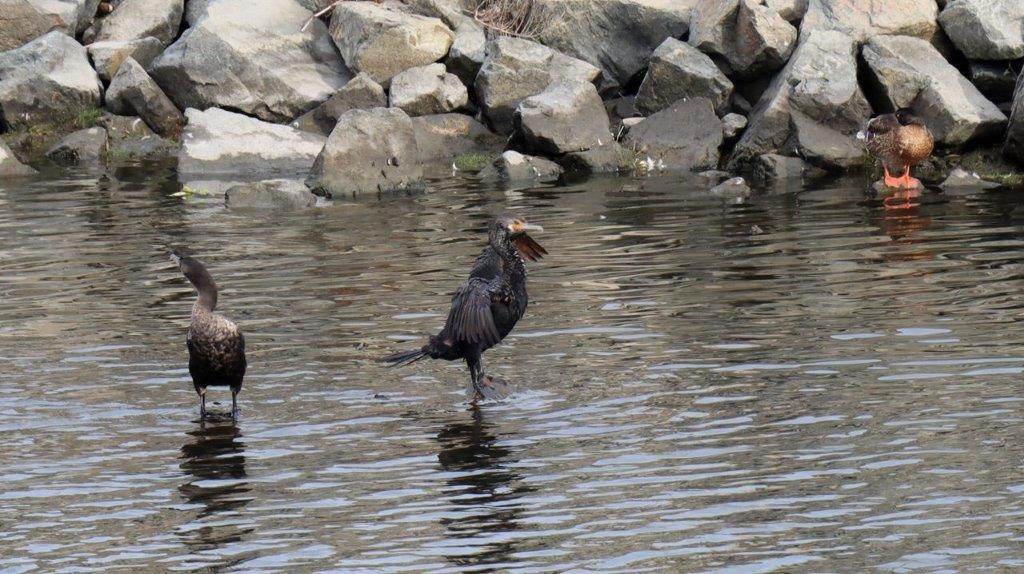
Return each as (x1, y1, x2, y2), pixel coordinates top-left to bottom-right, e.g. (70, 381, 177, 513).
(513, 234, 547, 261)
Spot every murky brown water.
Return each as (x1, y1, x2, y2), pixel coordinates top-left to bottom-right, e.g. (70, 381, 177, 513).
(3, 162, 1024, 573)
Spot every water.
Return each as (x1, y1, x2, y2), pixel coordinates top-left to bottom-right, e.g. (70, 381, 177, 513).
(3, 162, 1024, 573)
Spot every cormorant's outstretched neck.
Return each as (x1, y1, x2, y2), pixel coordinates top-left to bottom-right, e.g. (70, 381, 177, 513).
(383, 215, 547, 401)
(172, 253, 247, 418)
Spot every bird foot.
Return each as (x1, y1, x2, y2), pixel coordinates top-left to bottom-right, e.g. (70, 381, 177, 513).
(883, 173, 904, 188)
(470, 374, 512, 402)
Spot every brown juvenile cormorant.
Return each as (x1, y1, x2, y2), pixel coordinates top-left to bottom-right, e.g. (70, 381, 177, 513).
(171, 253, 246, 418)
(858, 107, 934, 189)
(383, 215, 546, 400)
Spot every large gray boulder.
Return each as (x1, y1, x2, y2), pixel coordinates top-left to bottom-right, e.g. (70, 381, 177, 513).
(92, 0, 183, 46)
(411, 113, 503, 164)
(329, 2, 453, 87)
(106, 57, 184, 139)
(938, 0, 1024, 60)
(225, 180, 318, 209)
(99, 112, 177, 159)
(151, 0, 349, 123)
(480, 150, 563, 184)
(27, 0, 99, 35)
(389, 63, 468, 116)
(0, 0, 60, 51)
(730, 30, 870, 168)
(306, 107, 423, 196)
(635, 38, 733, 116)
(534, 0, 692, 90)
(0, 31, 101, 129)
(689, 0, 797, 77)
(1003, 71, 1024, 165)
(0, 138, 36, 175)
(513, 80, 613, 156)
(87, 37, 163, 82)
(862, 35, 1006, 146)
(765, 0, 808, 22)
(291, 72, 386, 136)
(179, 107, 325, 177)
(799, 0, 938, 43)
(622, 97, 723, 172)
(45, 126, 107, 165)
(445, 16, 485, 88)
(476, 35, 601, 134)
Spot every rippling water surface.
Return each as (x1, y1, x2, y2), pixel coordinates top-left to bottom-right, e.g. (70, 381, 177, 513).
(4, 162, 1024, 573)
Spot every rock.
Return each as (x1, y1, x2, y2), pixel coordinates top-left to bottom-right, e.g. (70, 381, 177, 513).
(939, 166, 1000, 190)
(329, 2, 453, 86)
(697, 169, 730, 182)
(87, 37, 163, 82)
(291, 72, 386, 136)
(179, 107, 325, 177)
(799, 0, 938, 44)
(765, 0, 808, 22)
(98, 112, 177, 158)
(92, 0, 183, 46)
(938, 0, 1024, 60)
(480, 150, 562, 183)
(534, 0, 692, 90)
(730, 30, 870, 168)
(401, 0, 468, 28)
(790, 109, 862, 169)
(306, 107, 424, 196)
(0, 0, 60, 52)
(27, 0, 100, 35)
(0, 138, 36, 175)
(225, 179, 318, 209)
(0, 31, 102, 129)
(45, 126, 107, 164)
(753, 152, 808, 182)
(561, 141, 631, 174)
(513, 80, 613, 155)
(968, 61, 1018, 105)
(622, 97, 723, 172)
(862, 35, 1007, 146)
(709, 176, 751, 196)
(1004, 72, 1024, 164)
(722, 113, 747, 139)
(151, 0, 349, 123)
(445, 16, 485, 88)
(389, 63, 468, 116)
(476, 35, 601, 133)
(105, 58, 184, 139)
(410, 113, 503, 163)
(635, 38, 734, 116)
(689, 0, 797, 77)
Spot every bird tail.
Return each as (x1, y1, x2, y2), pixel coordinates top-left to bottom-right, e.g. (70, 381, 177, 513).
(381, 348, 428, 367)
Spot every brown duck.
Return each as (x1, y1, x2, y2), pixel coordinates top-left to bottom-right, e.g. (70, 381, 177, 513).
(858, 108, 934, 189)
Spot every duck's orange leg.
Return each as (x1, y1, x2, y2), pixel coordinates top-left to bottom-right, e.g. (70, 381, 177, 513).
(883, 166, 903, 188)
(902, 167, 922, 190)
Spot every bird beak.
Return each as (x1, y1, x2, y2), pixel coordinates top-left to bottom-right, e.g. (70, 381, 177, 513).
(520, 223, 543, 232)
(170, 252, 181, 266)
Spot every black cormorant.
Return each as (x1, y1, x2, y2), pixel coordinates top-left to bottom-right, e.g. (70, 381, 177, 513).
(171, 253, 247, 418)
(383, 215, 546, 400)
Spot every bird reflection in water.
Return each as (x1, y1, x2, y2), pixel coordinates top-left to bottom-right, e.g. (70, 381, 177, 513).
(178, 418, 254, 552)
(435, 405, 533, 571)
(874, 186, 936, 262)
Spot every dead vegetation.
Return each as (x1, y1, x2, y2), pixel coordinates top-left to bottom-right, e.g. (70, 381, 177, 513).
(471, 0, 563, 39)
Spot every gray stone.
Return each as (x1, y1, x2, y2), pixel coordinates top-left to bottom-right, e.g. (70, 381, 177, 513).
(45, 126, 107, 164)
(476, 35, 601, 133)
(0, 0, 60, 52)
(306, 107, 423, 196)
(329, 2, 453, 86)
(99, 112, 177, 158)
(389, 63, 468, 116)
(87, 37, 163, 82)
(939, 166, 1000, 190)
(480, 150, 563, 183)
(0, 138, 36, 175)
(862, 34, 1007, 146)
(179, 107, 325, 177)
(561, 141, 631, 174)
(939, 0, 1024, 60)
(401, 0, 468, 28)
(753, 153, 808, 182)
(709, 176, 751, 196)
(27, 0, 99, 35)
(291, 72, 386, 136)
(730, 30, 870, 168)
(635, 38, 733, 116)
(411, 113, 503, 163)
(1004, 71, 1024, 164)
(968, 61, 1018, 105)
(513, 80, 613, 155)
(151, 0, 349, 123)
(622, 97, 723, 172)
(445, 16, 485, 88)
(689, 0, 797, 77)
(722, 113, 747, 139)
(92, 0, 183, 45)
(225, 179, 318, 209)
(765, 0, 807, 22)
(791, 109, 862, 170)
(534, 0, 692, 89)
(106, 57, 183, 139)
(0, 31, 102, 129)
(799, 0, 938, 44)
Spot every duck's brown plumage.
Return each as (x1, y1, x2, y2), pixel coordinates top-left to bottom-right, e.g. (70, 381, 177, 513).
(861, 108, 934, 188)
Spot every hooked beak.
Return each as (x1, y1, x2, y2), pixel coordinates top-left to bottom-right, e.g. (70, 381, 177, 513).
(519, 223, 543, 233)
(169, 252, 181, 266)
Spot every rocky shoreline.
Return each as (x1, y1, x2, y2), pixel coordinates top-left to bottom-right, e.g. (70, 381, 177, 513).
(1, 0, 1023, 201)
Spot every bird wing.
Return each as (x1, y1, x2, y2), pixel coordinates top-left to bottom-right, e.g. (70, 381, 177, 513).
(513, 234, 547, 262)
(443, 277, 501, 347)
